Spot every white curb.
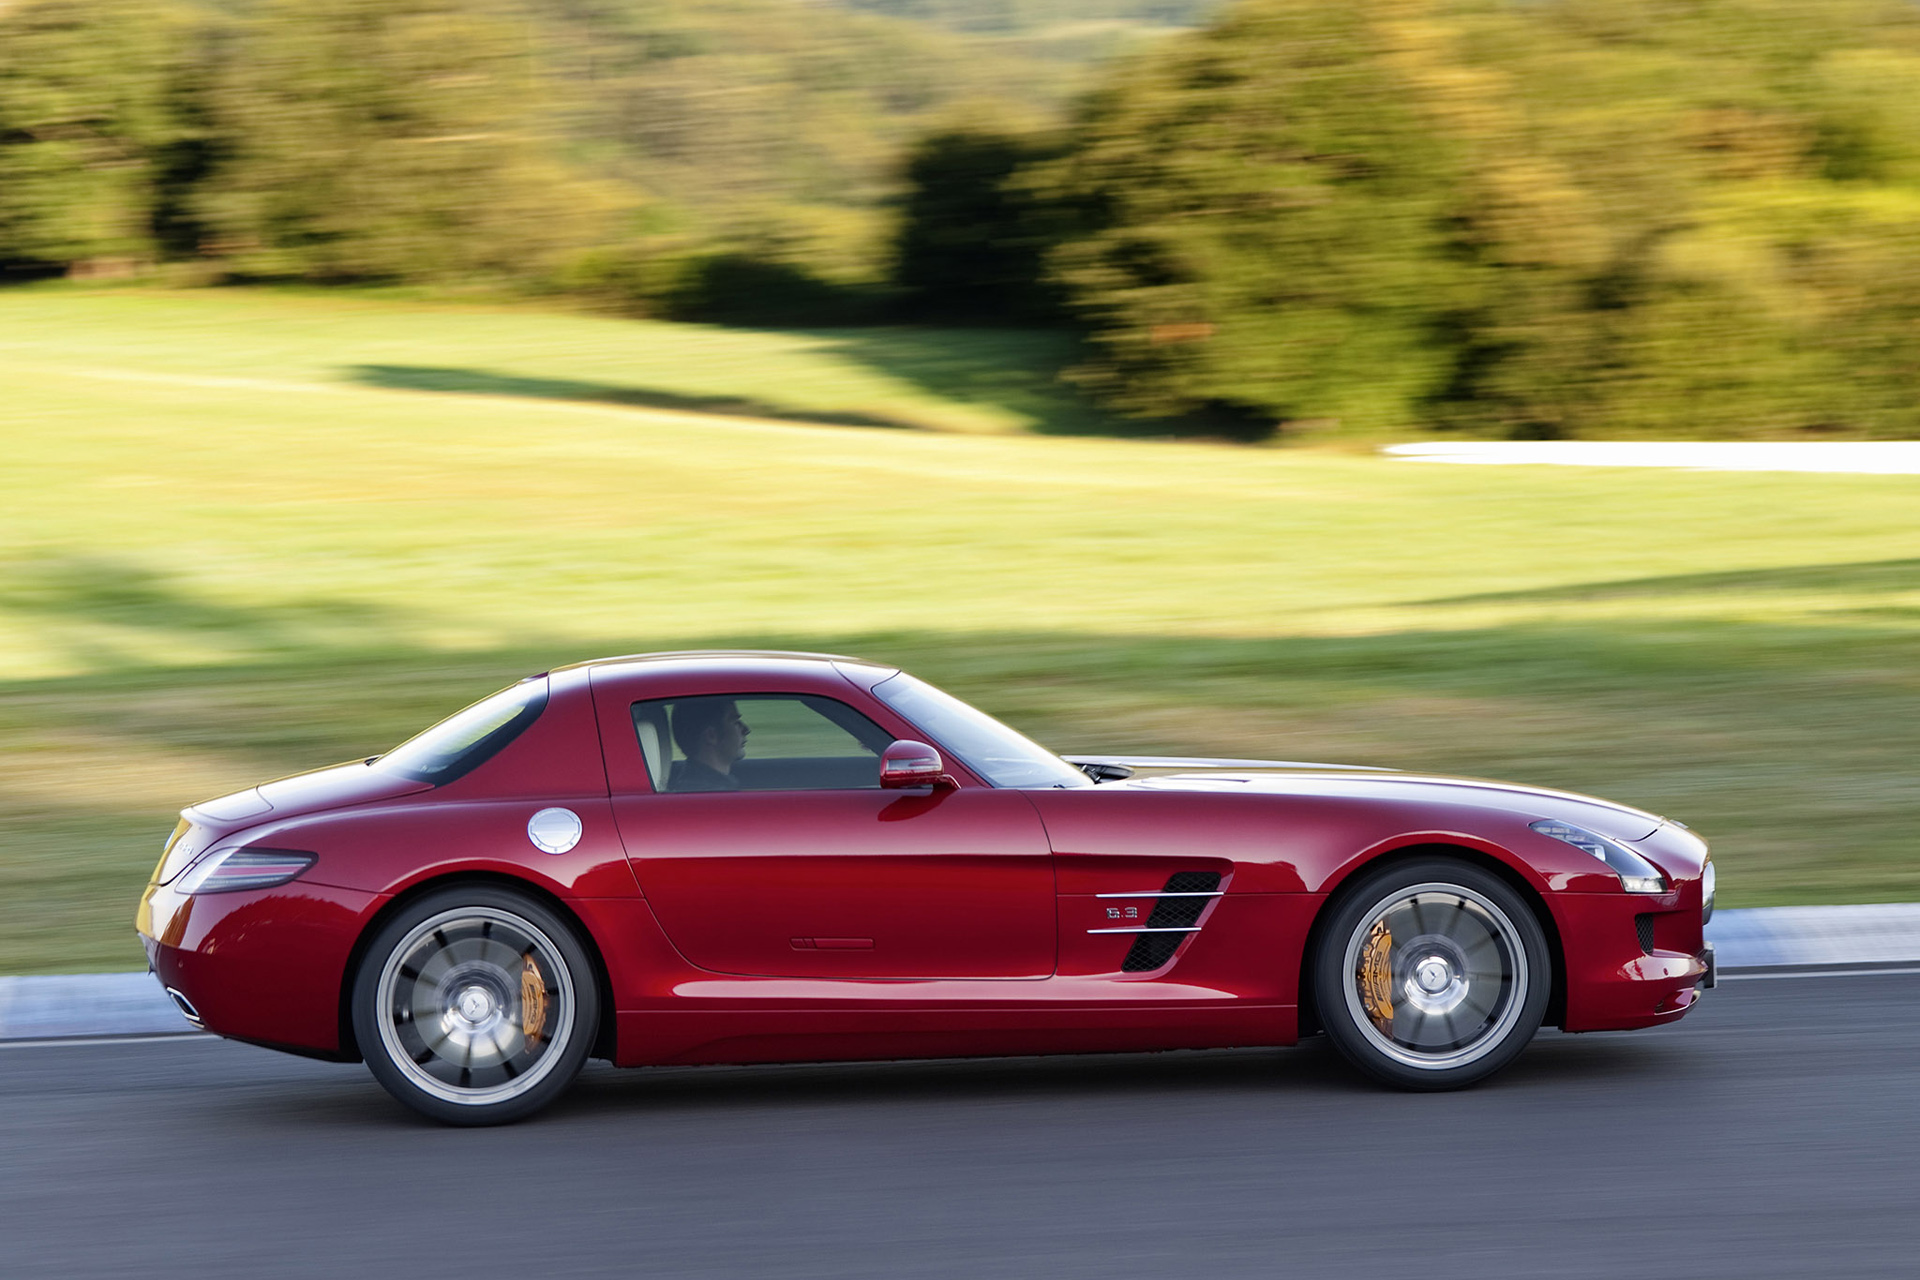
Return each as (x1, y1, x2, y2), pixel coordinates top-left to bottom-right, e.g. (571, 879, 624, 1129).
(0, 971, 196, 1040)
(3, 905, 1915, 1041)
(1383, 441, 1920, 474)
(1705, 904, 1920, 970)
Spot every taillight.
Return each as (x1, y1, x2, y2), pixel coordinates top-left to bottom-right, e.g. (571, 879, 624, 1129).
(175, 847, 316, 895)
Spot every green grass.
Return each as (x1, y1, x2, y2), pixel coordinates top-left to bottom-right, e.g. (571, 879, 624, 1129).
(2, 285, 1917, 974)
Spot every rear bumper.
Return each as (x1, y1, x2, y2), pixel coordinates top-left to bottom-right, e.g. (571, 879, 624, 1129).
(137, 876, 377, 1056)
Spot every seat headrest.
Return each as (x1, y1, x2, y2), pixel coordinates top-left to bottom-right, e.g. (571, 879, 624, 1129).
(634, 712, 670, 792)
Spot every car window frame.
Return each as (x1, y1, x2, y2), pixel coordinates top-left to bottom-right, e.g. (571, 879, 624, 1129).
(628, 690, 897, 795)
(372, 676, 550, 786)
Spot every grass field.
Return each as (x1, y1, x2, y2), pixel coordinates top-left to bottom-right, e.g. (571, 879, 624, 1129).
(3, 285, 1917, 974)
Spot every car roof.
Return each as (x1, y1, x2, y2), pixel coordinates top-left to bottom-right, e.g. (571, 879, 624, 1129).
(552, 650, 897, 676)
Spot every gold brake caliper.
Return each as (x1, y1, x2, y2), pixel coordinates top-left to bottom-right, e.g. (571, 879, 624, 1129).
(1359, 918, 1395, 1036)
(521, 953, 547, 1045)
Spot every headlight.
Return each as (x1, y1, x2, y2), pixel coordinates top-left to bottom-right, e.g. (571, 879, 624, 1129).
(175, 847, 316, 895)
(1701, 858, 1716, 924)
(1530, 820, 1669, 894)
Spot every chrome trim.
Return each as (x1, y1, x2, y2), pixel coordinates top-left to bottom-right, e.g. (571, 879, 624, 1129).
(1062, 753, 1396, 773)
(1342, 882, 1528, 1072)
(1094, 891, 1224, 899)
(164, 987, 203, 1027)
(375, 906, 576, 1108)
(1086, 926, 1204, 934)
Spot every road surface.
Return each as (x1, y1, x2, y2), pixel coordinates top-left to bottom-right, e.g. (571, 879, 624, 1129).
(2, 972, 1912, 1278)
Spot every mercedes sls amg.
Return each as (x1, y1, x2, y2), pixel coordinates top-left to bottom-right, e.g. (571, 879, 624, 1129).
(138, 652, 1714, 1123)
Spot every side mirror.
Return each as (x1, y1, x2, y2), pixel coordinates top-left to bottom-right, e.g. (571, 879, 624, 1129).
(879, 739, 955, 790)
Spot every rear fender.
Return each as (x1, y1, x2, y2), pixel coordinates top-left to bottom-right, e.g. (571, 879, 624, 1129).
(335, 872, 620, 1065)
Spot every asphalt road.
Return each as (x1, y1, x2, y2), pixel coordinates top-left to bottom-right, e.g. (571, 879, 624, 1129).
(2, 972, 1915, 1279)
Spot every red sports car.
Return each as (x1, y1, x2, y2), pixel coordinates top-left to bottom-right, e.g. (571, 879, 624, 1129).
(138, 651, 1714, 1124)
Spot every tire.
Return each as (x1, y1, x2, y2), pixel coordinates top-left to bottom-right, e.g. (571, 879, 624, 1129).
(1312, 858, 1550, 1090)
(351, 885, 599, 1125)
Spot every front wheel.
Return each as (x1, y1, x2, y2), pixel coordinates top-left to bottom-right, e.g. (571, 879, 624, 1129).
(1312, 858, 1550, 1090)
(351, 886, 599, 1125)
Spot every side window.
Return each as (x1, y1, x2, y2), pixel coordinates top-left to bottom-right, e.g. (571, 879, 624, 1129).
(631, 694, 894, 793)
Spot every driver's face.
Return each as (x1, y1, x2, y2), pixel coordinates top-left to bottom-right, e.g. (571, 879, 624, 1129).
(714, 703, 749, 762)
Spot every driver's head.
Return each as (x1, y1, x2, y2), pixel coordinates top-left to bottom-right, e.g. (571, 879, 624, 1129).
(672, 697, 748, 767)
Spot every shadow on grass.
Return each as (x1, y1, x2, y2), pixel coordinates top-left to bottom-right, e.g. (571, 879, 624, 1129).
(4, 549, 1918, 763)
(1418, 557, 1920, 607)
(0, 555, 401, 648)
(348, 364, 926, 432)
(349, 327, 1270, 442)
(812, 327, 1281, 441)
(805, 328, 1119, 438)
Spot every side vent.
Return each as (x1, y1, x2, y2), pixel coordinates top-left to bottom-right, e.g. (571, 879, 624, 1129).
(1122, 872, 1223, 973)
(1635, 913, 1656, 955)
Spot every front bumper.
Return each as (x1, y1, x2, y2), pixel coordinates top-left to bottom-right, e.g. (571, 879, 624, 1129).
(1554, 888, 1711, 1032)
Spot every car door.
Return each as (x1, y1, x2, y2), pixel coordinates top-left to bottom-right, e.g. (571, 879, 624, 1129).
(593, 674, 1057, 980)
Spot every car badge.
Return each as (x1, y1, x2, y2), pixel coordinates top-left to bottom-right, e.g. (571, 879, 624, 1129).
(527, 807, 583, 854)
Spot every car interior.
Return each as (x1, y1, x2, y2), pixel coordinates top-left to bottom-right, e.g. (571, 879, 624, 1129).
(630, 694, 895, 792)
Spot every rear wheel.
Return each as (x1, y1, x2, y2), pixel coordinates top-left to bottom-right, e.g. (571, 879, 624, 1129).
(351, 886, 598, 1125)
(1312, 858, 1550, 1090)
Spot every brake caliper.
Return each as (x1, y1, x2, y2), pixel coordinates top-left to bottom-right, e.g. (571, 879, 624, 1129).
(521, 953, 547, 1045)
(1359, 919, 1395, 1036)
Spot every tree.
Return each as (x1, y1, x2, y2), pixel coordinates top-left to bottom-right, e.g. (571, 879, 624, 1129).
(191, 0, 599, 283)
(892, 125, 1063, 320)
(1039, 0, 1920, 437)
(0, 0, 202, 272)
(1039, 0, 1480, 431)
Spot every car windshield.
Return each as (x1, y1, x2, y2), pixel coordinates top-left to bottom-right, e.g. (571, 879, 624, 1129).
(872, 673, 1091, 789)
(373, 677, 549, 785)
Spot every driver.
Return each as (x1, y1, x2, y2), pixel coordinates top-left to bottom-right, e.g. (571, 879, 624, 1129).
(668, 697, 750, 791)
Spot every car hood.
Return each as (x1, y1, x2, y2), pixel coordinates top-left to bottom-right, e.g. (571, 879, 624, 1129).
(1089, 757, 1666, 842)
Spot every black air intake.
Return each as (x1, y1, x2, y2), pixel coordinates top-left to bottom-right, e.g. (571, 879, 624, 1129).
(1635, 913, 1656, 955)
(1122, 872, 1223, 972)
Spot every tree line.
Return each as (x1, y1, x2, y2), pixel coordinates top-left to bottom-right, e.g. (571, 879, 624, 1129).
(0, 0, 1109, 315)
(948, 0, 1920, 438)
(7, 0, 1920, 438)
